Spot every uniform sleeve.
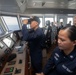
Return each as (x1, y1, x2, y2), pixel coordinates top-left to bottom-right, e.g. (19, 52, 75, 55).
(22, 24, 43, 41)
(43, 51, 55, 75)
(74, 67, 76, 75)
(22, 24, 28, 41)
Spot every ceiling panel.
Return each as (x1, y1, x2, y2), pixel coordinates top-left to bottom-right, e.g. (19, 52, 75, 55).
(0, 0, 76, 14)
(27, 0, 76, 9)
(0, 0, 20, 13)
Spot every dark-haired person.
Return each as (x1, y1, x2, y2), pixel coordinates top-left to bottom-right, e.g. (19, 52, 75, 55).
(41, 26, 76, 75)
(66, 21, 71, 27)
(22, 16, 45, 75)
(44, 20, 52, 50)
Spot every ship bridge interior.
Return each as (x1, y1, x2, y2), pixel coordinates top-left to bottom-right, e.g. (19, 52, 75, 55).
(0, 0, 76, 75)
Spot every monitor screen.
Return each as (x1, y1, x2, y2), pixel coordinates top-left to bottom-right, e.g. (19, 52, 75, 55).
(0, 42, 4, 49)
(10, 33, 17, 42)
(3, 37, 14, 48)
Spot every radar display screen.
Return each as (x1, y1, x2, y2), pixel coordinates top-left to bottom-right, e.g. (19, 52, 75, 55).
(3, 37, 14, 48)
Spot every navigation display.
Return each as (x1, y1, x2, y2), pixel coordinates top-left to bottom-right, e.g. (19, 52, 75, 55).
(3, 37, 14, 48)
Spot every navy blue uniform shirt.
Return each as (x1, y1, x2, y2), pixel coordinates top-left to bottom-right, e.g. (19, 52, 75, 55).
(22, 24, 45, 73)
(43, 47, 76, 75)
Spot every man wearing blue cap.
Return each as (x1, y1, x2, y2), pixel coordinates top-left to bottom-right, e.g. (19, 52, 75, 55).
(22, 16, 45, 75)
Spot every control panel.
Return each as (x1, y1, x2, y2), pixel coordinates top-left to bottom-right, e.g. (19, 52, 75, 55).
(4, 48, 11, 55)
(4, 67, 14, 73)
(1, 42, 26, 75)
(19, 59, 22, 64)
(8, 61, 16, 65)
(15, 68, 21, 74)
(4, 73, 12, 75)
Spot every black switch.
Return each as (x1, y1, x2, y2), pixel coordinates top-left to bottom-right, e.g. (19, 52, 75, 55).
(19, 59, 22, 64)
(1, 57, 5, 61)
(15, 68, 21, 74)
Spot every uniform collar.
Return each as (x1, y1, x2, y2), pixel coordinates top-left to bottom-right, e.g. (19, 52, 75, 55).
(61, 47, 76, 60)
(68, 47, 76, 60)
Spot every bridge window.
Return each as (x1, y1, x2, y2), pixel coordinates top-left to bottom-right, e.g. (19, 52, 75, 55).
(21, 17, 30, 29)
(60, 19, 63, 22)
(45, 18, 54, 25)
(67, 17, 73, 25)
(2, 16, 19, 31)
(21, 17, 43, 28)
(39, 18, 43, 28)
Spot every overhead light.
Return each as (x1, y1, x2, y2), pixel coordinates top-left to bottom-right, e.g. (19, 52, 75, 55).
(33, 2, 36, 6)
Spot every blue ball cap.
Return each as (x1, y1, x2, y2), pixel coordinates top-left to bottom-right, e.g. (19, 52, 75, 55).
(32, 16, 40, 24)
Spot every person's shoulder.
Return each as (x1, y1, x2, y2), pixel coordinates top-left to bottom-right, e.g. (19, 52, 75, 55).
(37, 28, 44, 33)
(53, 47, 60, 53)
(22, 24, 27, 28)
(38, 27, 43, 31)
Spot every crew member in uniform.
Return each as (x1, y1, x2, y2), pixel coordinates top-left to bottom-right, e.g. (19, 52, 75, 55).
(22, 16, 45, 75)
(41, 26, 76, 75)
